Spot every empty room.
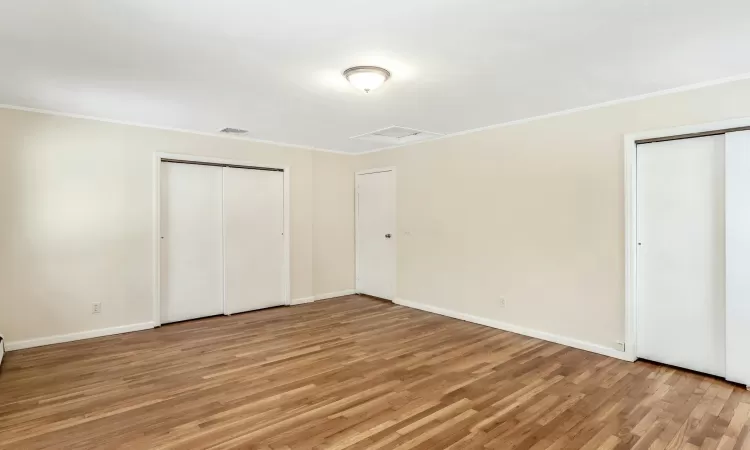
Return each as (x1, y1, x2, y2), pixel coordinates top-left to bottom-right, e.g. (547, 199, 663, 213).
(2, 1, 750, 448)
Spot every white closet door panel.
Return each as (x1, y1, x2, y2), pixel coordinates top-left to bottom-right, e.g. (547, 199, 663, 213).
(356, 170, 396, 300)
(223, 168, 284, 314)
(160, 162, 224, 324)
(725, 130, 750, 386)
(636, 136, 725, 377)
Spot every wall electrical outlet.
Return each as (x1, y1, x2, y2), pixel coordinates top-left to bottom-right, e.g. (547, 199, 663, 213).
(616, 341, 626, 352)
(498, 297, 506, 308)
(92, 302, 102, 314)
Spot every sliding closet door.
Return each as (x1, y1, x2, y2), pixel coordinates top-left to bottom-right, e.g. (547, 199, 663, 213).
(636, 135, 725, 377)
(725, 130, 750, 385)
(223, 167, 284, 314)
(160, 162, 224, 324)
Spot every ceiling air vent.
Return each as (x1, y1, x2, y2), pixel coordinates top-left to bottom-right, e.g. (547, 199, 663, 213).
(351, 126, 442, 145)
(219, 127, 249, 135)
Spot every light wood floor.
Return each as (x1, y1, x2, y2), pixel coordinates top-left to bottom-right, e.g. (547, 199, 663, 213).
(1, 295, 749, 449)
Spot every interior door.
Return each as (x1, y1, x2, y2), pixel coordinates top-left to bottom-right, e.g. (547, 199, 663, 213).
(356, 170, 396, 300)
(160, 162, 224, 324)
(223, 167, 285, 314)
(636, 135, 726, 377)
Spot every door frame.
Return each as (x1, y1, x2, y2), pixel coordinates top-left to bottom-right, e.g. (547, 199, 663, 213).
(623, 117, 750, 362)
(355, 167, 397, 300)
(153, 152, 291, 326)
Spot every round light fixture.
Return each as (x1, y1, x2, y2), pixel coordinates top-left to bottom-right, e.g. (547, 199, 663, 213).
(343, 66, 391, 93)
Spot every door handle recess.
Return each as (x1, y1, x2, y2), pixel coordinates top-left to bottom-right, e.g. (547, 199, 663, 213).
(385, 234, 392, 239)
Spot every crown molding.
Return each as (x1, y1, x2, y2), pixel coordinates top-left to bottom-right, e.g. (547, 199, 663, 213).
(0, 103, 353, 156)
(354, 71, 750, 155)
(6, 71, 750, 157)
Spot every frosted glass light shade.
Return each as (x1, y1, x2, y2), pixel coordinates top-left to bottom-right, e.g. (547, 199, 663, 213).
(343, 66, 390, 93)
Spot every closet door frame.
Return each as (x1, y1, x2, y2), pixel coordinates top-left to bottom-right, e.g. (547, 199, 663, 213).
(624, 117, 750, 363)
(152, 153, 291, 327)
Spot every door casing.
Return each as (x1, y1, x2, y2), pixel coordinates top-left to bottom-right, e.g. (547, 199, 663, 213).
(624, 116, 750, 363)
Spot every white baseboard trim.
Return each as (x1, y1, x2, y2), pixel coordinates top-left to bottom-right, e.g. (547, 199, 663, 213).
(290, 296, 316, 305)
(5, 322, 156, 351)
(394, 298, 633, 362)
(314, 289, 356, 301)
(291, 289, 356, 305)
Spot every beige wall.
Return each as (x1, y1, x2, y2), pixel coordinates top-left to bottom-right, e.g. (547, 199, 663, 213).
(0, 108, 354, 343)
(312, 152, 356, 296)
(354, 78, 750, 352)
(4, 77, 750, 350)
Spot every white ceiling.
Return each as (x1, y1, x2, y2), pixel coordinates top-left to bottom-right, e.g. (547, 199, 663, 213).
(1, 1, 750, 153)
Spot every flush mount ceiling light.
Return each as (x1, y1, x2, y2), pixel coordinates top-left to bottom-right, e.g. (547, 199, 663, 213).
(343, 66, 391, 93)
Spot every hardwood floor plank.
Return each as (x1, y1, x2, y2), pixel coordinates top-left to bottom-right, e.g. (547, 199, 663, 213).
(0, 295, 748, 449)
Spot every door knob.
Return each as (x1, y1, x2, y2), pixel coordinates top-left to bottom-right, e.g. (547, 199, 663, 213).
(385, 234, 391, 239)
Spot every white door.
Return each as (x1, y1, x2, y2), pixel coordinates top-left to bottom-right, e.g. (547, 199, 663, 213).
(356, 170, 396, 300)
(725, 130, 750, 386)
(636, 135, 726, 377)
(223, 167, 285, 314)
(160, 162, 224, 324)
